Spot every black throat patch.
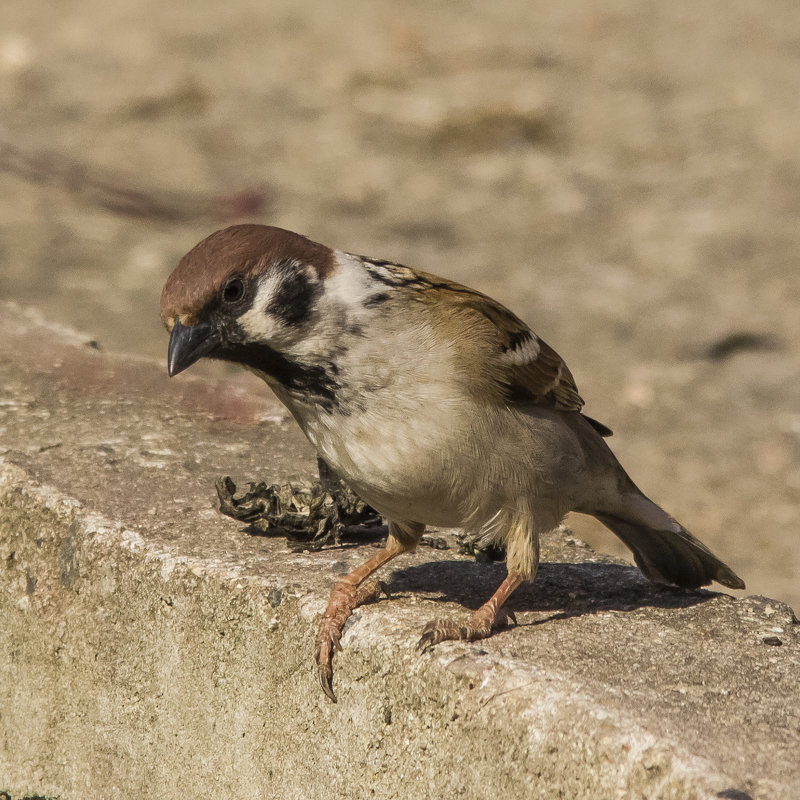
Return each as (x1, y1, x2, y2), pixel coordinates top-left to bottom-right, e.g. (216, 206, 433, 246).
(221, 342, 340, 412)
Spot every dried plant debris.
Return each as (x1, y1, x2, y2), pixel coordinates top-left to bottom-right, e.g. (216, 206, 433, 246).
(216, 461, 502, 558)
(420, 535, 450, 550)
(215, 458, 382, 549)
(455, 532, 506, 562)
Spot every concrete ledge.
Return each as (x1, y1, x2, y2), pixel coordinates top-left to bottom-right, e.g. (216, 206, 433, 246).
(1, 304, 798, 799)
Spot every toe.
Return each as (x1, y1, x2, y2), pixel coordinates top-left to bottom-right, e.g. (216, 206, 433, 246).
(313, 577, 393, 702)
(417, 608, 517, 652)
(416, 619, 464, 652)
(355, 578, 391, 606)
(314, 621, 342, 702)
(500, 608, 518, 628)
(318, 663, 337, 703)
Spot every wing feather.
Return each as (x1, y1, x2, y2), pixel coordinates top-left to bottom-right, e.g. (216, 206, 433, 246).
(360, 257, 596, 418)
(458, 292, 585, 411)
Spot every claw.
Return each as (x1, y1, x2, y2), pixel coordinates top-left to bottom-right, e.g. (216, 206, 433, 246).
(416, 628, 433, 653)
(416, 621, 435, 649)
(417, 573, 524, 654)
(315, 577, 396, 702)
(319, 664, 337, 703)
(315, 621, 341, 702)
(355, 578, 391, 605)
(417, 606, 517, 652)
(416, 619, 462, 652)
(310, 541, 407, 703)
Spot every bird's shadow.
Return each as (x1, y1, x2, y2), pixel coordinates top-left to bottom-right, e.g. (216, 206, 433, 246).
(387, 559, 718, 622)
(242, 523, 718, 620)
(242, 522, 389, 551)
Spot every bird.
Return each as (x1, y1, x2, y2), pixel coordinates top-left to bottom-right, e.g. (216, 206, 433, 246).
(161, 223, 745, 702)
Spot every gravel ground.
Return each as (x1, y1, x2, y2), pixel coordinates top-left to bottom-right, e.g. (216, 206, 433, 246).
(1, 0, 798, 608)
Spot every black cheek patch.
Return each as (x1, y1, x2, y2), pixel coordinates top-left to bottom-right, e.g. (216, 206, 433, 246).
(267, 264, 320, 326)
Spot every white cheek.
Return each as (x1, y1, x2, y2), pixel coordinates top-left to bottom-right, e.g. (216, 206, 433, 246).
(237, 278, 280, 340)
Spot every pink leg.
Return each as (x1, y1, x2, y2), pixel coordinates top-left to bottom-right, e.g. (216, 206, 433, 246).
(315, 531, 417, 702)
(417, 572, 524, 651)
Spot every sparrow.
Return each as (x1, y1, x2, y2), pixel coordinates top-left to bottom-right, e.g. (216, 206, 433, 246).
(161, 224, 745, 702)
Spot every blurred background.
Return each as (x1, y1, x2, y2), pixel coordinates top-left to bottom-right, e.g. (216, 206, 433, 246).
(1, 1, 798, 608)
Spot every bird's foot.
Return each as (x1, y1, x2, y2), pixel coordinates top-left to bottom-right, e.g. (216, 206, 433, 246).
(315, 578, 390, 702)
(416, 605, 517, 652)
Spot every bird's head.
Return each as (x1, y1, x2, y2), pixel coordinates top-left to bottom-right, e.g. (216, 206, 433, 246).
(160, 224, 336, 378)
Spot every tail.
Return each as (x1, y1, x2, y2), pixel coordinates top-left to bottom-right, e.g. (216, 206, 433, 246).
(593, 496, 745, 590)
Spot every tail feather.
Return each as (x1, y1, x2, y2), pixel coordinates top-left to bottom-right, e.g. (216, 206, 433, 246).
(594, 510, 745, 590)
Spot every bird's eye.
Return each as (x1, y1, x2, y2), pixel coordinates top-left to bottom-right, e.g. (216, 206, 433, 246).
(222, 277, 245, 304)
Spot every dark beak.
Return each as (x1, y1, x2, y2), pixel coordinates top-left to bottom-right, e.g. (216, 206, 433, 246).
(167, 319, 223, 377)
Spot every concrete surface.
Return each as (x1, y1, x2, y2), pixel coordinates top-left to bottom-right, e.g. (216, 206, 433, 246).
(0, 305, 798, 800)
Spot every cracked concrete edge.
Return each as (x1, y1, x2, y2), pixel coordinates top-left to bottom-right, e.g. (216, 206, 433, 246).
(0, 459, 252, 587)
(0, 458, 747, 800)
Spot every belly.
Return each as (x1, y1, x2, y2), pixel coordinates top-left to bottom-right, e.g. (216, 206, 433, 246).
(287, 396, 587, 531)
(298, 405, 472, 526)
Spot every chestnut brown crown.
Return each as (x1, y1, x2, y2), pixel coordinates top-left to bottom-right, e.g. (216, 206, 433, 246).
(160, 224, 335, 328)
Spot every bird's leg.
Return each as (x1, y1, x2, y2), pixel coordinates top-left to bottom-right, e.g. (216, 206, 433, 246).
(315, 522, 422, 702)
(417, 572, 524, 651)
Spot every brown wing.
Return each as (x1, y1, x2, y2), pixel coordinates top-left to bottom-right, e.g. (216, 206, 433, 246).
(463, 294, 585, 411)
(359, 258, 594, 418)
